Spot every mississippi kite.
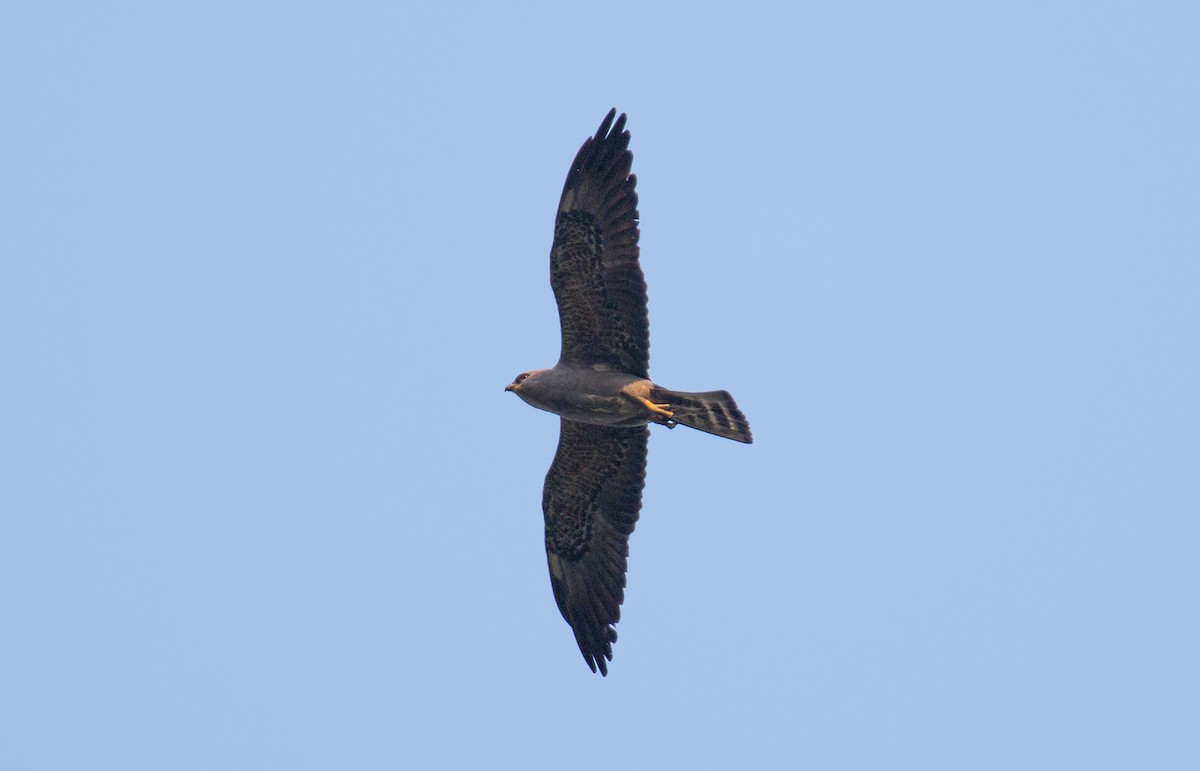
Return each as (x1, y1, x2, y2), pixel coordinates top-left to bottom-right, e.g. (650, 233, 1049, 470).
(506, 109, 752, 675)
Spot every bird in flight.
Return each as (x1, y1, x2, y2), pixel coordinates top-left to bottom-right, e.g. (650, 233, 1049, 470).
(506, 109, 752, 675)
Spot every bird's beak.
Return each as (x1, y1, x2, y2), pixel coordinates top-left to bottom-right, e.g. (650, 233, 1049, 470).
(504, 383, 515, 392)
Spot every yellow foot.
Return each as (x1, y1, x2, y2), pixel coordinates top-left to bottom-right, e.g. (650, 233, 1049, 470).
(639, 398, 674, 421)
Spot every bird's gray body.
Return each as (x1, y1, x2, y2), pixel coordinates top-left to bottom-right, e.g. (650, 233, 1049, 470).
(509, 366, 653, 428)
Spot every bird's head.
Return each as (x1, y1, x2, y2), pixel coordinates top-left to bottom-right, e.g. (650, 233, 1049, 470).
(505, 370, 542, 393)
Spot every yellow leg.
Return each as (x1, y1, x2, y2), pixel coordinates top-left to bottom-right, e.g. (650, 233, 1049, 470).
(638, 397, 674, 421)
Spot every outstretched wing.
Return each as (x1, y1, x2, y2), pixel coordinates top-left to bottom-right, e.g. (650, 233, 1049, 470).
(550, 109, 649, 379)
(542, 419, 648, 675)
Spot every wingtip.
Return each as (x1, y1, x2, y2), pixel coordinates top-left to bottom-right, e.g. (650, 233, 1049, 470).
(611, 110, 627, 139)
(595, 108, 618, 141)
(581, 649, 609, 676)
(574, 622, 617, 676)
(595, 107, 630, 141)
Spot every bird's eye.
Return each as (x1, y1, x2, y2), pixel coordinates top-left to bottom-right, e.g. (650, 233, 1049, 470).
(516, 373, 529, 383)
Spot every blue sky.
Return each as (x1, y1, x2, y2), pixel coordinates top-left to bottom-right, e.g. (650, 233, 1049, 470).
(3, 2, 1197, 769)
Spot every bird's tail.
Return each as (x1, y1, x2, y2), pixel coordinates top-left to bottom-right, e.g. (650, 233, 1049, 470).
(651, 387, 753, 443)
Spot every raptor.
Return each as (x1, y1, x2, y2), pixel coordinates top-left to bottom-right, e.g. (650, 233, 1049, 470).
(506, 109, 752, 675)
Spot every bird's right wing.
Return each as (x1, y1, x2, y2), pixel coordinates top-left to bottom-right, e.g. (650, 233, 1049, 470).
(549, 109, 649, 379)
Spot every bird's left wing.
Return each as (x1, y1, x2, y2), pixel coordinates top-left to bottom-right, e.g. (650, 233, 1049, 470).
(542, 419, 648, 675)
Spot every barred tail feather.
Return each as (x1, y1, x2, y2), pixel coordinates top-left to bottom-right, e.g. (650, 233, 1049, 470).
(652, 388, 753, 443)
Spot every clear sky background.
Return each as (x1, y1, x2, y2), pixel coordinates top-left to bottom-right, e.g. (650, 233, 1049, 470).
(3, 2, 1197, 769)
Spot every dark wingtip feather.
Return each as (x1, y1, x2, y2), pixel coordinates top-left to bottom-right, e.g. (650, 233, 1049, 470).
(611, 111, 627, 140)
(571, 617, 618, 676)
(574, 623, 616, 676)
(596, 107, 617, 140)
(588, 108, 630, 161)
